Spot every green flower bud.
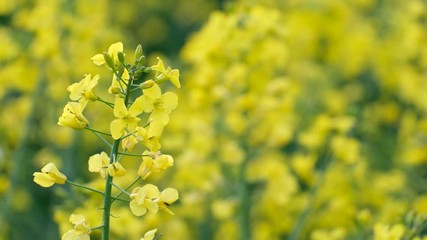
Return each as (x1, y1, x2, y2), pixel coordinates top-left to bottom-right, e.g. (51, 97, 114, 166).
(103, 52, 115, 70)
(118, 51, 125, 64)
(134, 44, 143, 61)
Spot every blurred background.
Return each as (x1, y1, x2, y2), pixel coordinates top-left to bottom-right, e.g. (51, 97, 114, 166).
(1, 0, 427, 239)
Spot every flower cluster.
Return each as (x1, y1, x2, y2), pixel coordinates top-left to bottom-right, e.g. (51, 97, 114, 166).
(34, 42, 180, 239)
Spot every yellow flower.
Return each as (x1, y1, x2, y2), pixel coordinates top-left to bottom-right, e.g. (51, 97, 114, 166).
(129, 184, 178, 216)
(152, 57, 181, 88)
(88, 152, 109, 178)
(58, 102, 89, 129)
(62, 214, 90, 240)
(67, 74, 99, 104)
(108, 68, 129, 94)
(140, 228, 157, 240)
(138, 151, 174, 179)
(110, 97, 145, 139)
(140, 83, 178, 137)
(33, 163, 67, 187)
(129, 184, 160, 216)
(91, 42, 123, 67)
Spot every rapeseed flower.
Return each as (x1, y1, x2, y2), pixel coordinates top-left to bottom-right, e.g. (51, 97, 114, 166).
(33, 163, 67, 187)
(62, 214, 90, 240)
(58, 102, 89, 129)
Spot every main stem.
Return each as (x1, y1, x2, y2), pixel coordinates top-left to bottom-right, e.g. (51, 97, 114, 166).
(102, 67, 132, 240)
(101, 139, 120, 240)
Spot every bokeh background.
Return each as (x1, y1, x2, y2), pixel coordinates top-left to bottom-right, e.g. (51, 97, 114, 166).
(1, 0, 427, 239)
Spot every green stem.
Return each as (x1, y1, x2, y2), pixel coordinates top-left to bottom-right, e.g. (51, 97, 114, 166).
(96, 96, 114, 108)
(112, 182, 130, 195)
(67, 180, 104, 195)
(86, 125, 112, 148)
(117, 152, 148, 157)
(85, 126, 112, 136)
(111, 176, 141, 204)
(101, 139, 119, 240)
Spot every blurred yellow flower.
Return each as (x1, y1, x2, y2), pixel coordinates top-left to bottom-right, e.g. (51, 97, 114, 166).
(33, 163, 67, 187)
(373, 223, 405, 240)
(140, 228, 157, 240)
(62, 214, 90, 240)
(91, 42, 123, 67)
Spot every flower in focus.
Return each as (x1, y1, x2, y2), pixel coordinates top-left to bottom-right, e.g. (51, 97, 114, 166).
(67, 74, 99, 105)
(88, 152, 109, 178)
(91, 42, 123, 67)
(140, 228, 157, 240)
(129, 184, 179, 217)
(62, 214, 91, 240)
(129, 184, 160, 216)
(58, 102, 89, 129)
(110, 96, 145, 139)
(138, 151, 174, 179)
(152, 57, 181, 88)
(33, 163, 67, 187)
(140, 83, 178, 137)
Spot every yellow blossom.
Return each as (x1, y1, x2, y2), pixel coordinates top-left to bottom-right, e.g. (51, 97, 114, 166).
(129, 184, 179, 216)
(62, 214, 90, 240)
(152, 57, 181, 88)
(88, 152, 109, 178)
(67, 74, 99, 105)
(129, 184, 160, 216)
(91, 42, 123, 67)
(140, 83, 178, 137)
(110, 96, 145, 139)
(138, 150, 174, 179)
(58, 102, 89, 129)
(33, 163, 67, 187)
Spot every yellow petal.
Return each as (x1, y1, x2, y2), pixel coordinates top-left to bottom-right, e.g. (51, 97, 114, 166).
(113, 97, 128, 118)
(91, 54, 105, 66)
(145, 199, 159, 214)
(108, 42, 123, 55)
(129, 96, 145, 116)
(142, 229, 157, 240)
(33, 172, 55, 187)
(142, 184, 160, 199)
(159, 188, 179, 204)
(143, 83, 161, 99)
(130, 200, 147, 216)
(110, 119, 125, 140)
(161, 92, 178, 112)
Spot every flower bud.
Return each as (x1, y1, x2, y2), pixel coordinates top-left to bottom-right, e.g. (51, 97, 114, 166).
(134, 44, 143, 62)
(103, 52, 115, 70)
(117, 51, 125, 64)
(140, 80, 155, 89)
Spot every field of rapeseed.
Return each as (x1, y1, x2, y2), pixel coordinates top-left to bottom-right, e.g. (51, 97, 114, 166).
(1, 0, 427, 239)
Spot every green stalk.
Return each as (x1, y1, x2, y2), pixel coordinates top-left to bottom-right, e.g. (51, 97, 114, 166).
(101, 139, 120, 240)
(101, 62, 133, 240)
